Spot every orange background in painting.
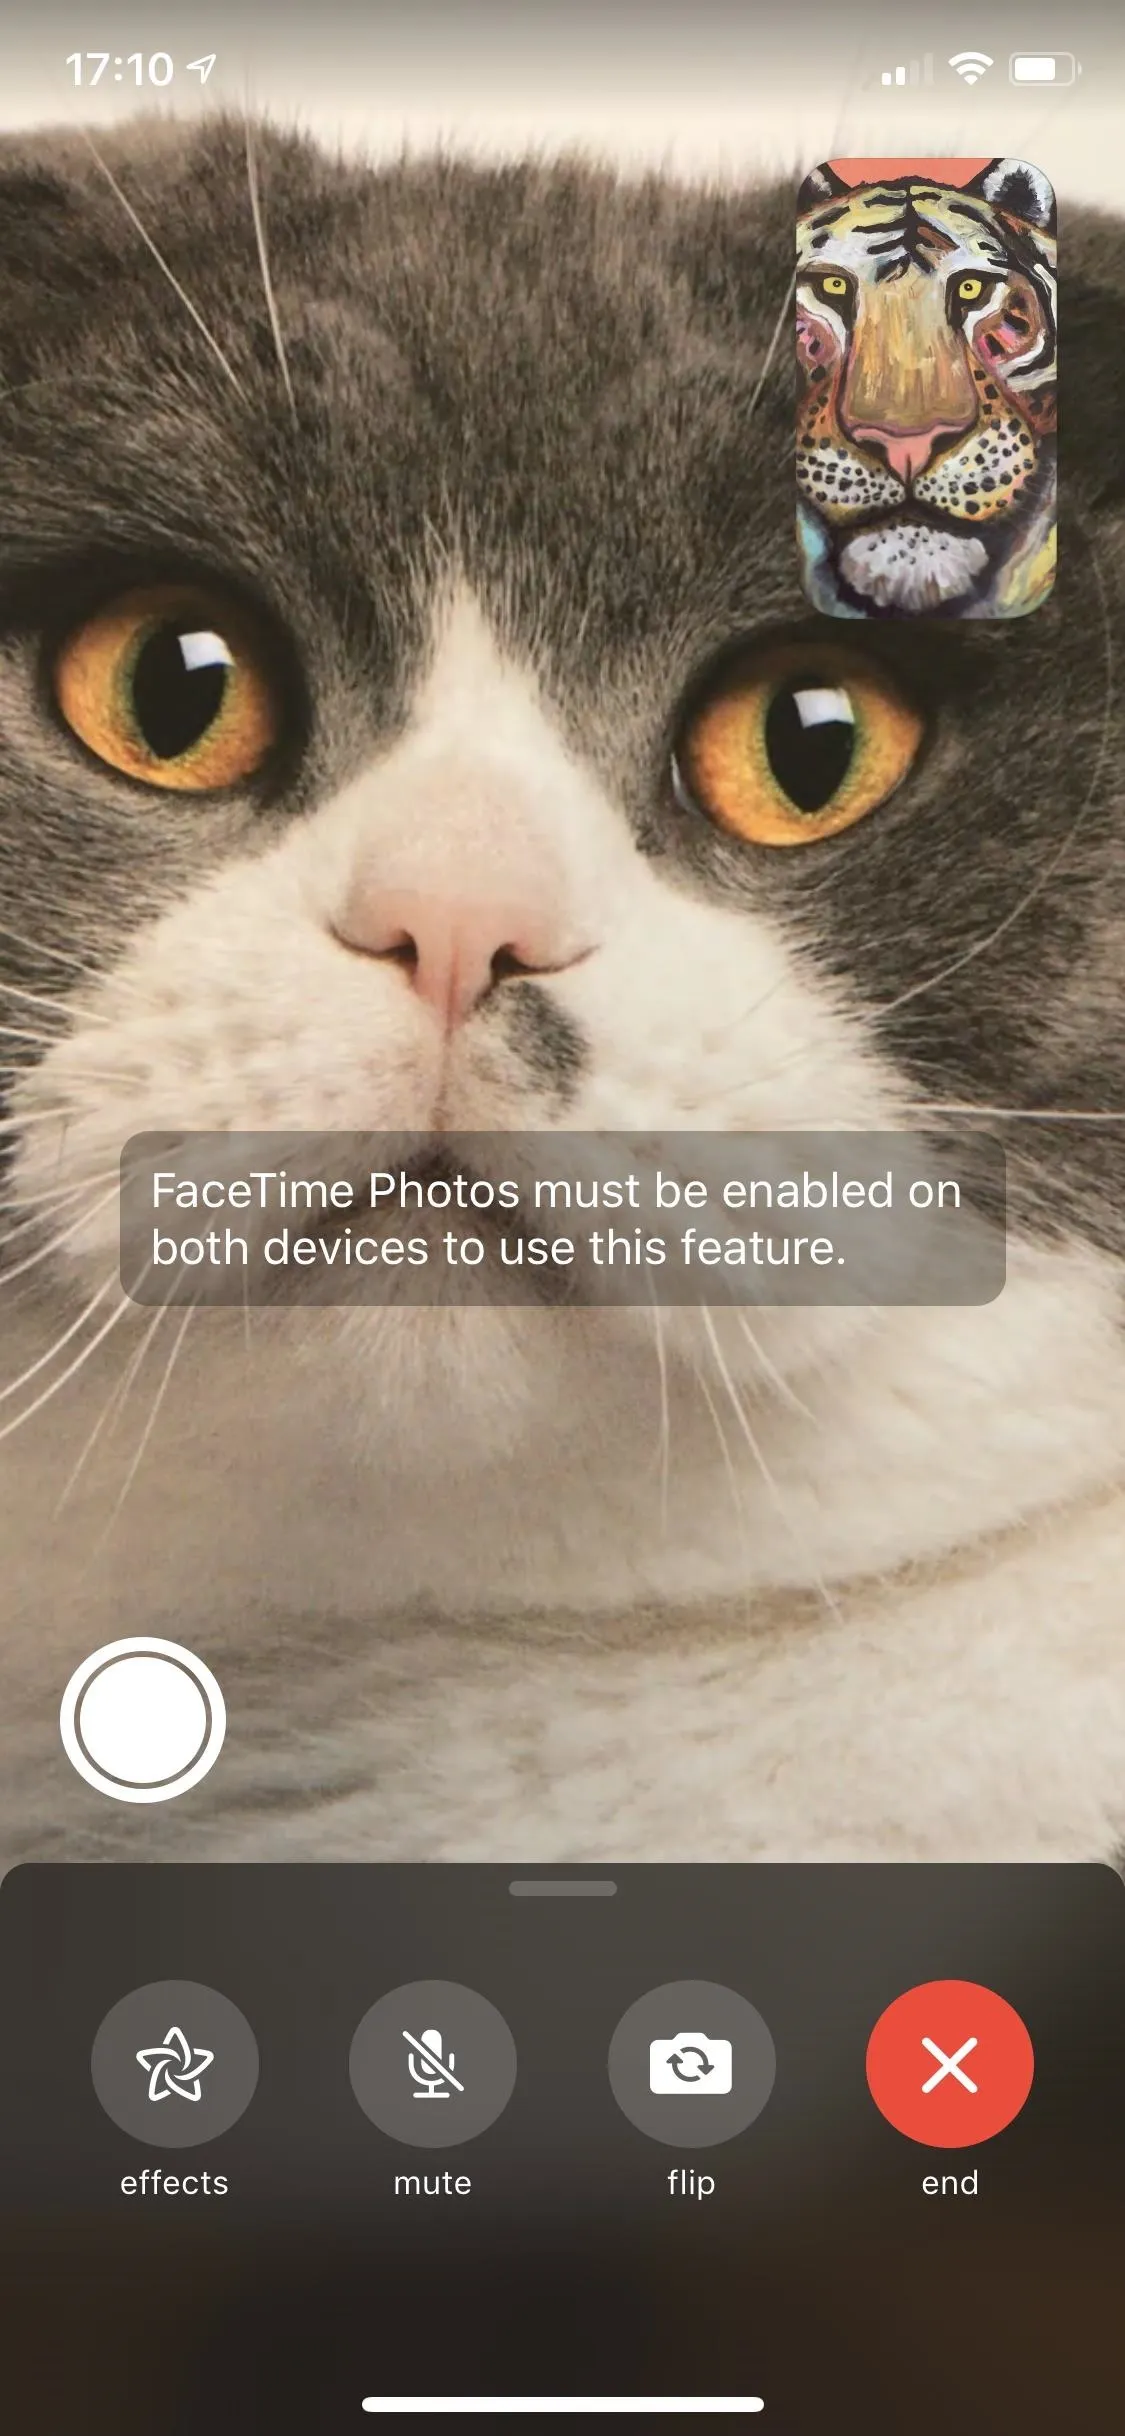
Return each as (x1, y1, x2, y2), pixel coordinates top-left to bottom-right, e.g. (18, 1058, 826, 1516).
(828, 157, 994, 185)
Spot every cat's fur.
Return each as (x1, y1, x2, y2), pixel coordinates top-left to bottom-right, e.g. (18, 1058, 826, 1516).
(2, 119, 1125, 1863)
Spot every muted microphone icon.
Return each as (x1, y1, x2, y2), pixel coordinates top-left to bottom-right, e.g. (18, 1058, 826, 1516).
(403, 2026, 465, 2099)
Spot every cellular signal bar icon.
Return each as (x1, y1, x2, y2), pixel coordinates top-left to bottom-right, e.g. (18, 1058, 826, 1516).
(949, 50, 994, 84)
(881, 55, 934, 85)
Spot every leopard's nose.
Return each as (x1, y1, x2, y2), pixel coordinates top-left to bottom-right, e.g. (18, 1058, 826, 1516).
(849, 419, 974, 485)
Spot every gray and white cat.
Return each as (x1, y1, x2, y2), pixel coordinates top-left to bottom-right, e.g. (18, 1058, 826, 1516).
(2, 118, 1125, 1865)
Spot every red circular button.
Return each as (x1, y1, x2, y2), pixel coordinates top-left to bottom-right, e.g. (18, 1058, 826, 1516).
(866, 1979, 1034, 2148)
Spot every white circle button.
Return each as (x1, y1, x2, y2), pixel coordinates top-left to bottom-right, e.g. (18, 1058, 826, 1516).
(60, 1637, 226, 1803)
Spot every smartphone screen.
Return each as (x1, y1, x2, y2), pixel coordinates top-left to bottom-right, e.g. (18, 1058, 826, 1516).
(2, 4, 1124, 2425)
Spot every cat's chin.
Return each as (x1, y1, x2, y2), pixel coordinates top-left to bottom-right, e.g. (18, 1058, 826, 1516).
(255, 1294, 666, 1476)
(273, 1297, 557, 1468)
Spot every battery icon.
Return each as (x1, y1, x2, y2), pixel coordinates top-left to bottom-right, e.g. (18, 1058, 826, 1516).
(1009, 52, 1079, 84)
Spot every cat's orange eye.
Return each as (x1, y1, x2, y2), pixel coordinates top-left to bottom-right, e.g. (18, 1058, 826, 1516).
(53, 584, 280, 793)
(674, 643, 923, 848)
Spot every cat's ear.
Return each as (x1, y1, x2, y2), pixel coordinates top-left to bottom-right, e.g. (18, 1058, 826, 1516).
(797, 163, 850, 214)
(965, 157, 1056, 237)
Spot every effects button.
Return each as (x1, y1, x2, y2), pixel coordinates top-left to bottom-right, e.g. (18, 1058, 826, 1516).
(92, 1980, 259, 2148)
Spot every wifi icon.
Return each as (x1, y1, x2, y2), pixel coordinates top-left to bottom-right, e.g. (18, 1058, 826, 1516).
(949, 50, 994, 84)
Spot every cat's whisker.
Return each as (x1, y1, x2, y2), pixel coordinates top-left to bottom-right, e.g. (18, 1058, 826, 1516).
(729, 1303, 818, 1424)
(0, 980, 108, 1026)
(698, 1304, 845, 1628)
(0, 1274, 117, 1411)
(676, 1033, 815, 1118)
(642, 1281, 672, 1527)
(0, 1105, 90, 1135)
(82, 136, 249, 405)
(97, 1301, 196, 1545)
(0, 1166, 119, 1215)
(0, 922, 107, 979)
(692, 968, 793, 1061)
(0, 1022, 76, 1050)
(55, 1265, 160, 1512)
(877, 545, 1114, 1021)
(0, 1178, 122, 1288)
(2, 1071, 154, 1108)
(907, 1100, 1125, 1125)
(0, 1205, 121, 1267)
(245, 119, 297, 424)
(0, 1287, 133, 1449)
(691, 1349, 748, 1539)
(0, 1167, 121, 1249)
(746, 266, 796, 429)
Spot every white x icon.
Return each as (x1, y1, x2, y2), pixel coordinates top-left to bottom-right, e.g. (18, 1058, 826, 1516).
(921, 2035, 979, 2094)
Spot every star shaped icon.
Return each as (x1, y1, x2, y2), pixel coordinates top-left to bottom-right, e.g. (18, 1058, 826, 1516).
(135, 2024, 215, 2104)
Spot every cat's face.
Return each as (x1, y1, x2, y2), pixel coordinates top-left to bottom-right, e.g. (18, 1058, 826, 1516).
(2, 124, 1124, 1475)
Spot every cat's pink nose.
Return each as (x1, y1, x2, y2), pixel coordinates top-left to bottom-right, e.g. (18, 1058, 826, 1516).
(848, 420, 972, 485)
(332, 886, 575, 1030)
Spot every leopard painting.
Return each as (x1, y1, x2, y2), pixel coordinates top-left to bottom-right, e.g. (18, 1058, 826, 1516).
(796, 156, 1057, 619)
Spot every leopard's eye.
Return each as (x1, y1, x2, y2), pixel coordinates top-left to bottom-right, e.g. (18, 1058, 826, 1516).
(672, 643, 924, 848)
(948, 271, 1001, 326)
(809, 270, 855, 318)
(53, 584, 281, 792)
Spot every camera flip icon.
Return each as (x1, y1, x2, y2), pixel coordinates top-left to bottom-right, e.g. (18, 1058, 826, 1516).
(649, 2033, 733, 2094)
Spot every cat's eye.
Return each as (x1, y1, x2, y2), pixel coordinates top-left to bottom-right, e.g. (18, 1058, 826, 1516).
(673, 643, 923, 848)
(956, 276, 986, 303)
(53, 584, 281, 792)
